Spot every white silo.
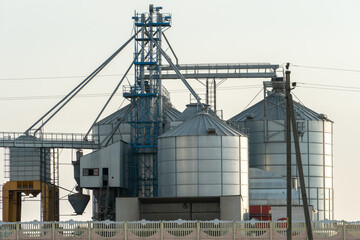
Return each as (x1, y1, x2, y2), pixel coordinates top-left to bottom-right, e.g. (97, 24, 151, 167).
(158, 111, 249, 218)
(229, 81, 334, 221)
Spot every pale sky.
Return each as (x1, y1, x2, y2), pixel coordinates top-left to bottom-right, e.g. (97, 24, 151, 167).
(1, 0, 360, 221)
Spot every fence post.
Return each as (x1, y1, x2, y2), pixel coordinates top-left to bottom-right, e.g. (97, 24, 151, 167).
(270, 221, 273, 240)
(16, 222, 19, 240)
(160, 221, 164, 240)
(124, 222, 128, 240)
(88, 221, 91, 240)
(197, 221, 200, 240)
(52, 222, 55, 240)
(343, 221, 347, 240)
(233, 221, 236, 240)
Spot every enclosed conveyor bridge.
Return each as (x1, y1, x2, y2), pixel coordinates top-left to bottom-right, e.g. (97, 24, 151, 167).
(155, 63, 279, 79)
(0, 132, 99, 149)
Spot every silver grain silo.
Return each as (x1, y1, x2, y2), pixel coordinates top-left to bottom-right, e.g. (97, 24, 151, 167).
(93, 104, 133, 145)
(170, 103, 218, 130)
(93, 101, 180, 146)
(229, 81, 333, 221)
(9, 135, 51, 182)
(158, 112, 249, 210)
(176, 103, 218, 121)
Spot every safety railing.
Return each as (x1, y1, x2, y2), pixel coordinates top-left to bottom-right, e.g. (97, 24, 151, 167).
(160, 63, 280, 79)
(0, 219, 360, 240)
(0, 132, 99, 149)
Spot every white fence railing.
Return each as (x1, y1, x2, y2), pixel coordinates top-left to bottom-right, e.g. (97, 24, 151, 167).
(0, 219, 359, 240)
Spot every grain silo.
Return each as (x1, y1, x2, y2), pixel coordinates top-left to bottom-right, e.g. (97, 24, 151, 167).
(229, 80, 333, 221)
(93, 97, 180, 147)
(158, 111, 249, 217)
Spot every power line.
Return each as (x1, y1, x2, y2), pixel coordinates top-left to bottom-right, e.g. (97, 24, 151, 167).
(4, 82, 360, 102)
(298, 86, 360, 93)
(297, 82, 360, 90)
(243, 88, 263, 111)
(0, 73, 135, 81)
(291, 63, 360, 73)
(0, 93, 122, 101)
(3, 63, 360, 81)
(0, 85, 262, 101)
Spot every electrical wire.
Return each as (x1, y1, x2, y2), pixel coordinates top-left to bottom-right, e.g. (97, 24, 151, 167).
(292, 92, 305, 106)
(3, 82, 360, 102)
(0, 85, 262, 101)
(296, 82, 360, 92)
(2, 63, 360, 82)
(117, 98, 127, 110)
(0, 93, 122, 101)
(0, 73, 135, 81)
(291, 63, 360, 73)
(297, 82, 360, 90)
(242, 88, 263, 111)
(298, 86, 360, 93)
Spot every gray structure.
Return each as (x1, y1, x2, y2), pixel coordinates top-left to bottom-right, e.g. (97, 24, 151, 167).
(176, 103, 218, 122)
(157, 112, 249, 219)
(9, 136, 51, 182)
(93, 98, 180, 147)
(79, 141, 128, 220)
(249, 168, 299, 206)
(80, 141, 127, 189)
(93, 104, 133, 145)
(116, 196, 245, 221)
(170, 103, 218, 130)
(229, 82, 334, 220)
(78, 94, 180, 220)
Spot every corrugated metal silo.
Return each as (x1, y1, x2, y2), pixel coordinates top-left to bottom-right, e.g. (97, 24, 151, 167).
(229, 82, 333, 220)
(9, 135, 51, 182)
(170, 103, 218, 130)
(158, 112, 249, 211)
(93, 102, 180, 146)
(176, 103, 218, 121)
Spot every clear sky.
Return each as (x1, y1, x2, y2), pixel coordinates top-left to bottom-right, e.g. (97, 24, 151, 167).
(1, 0, 360, 221)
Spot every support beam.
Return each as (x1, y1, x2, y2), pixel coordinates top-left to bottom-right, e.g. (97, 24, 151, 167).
(162, 32, 179, 65)
(25, 32, 137, 135)
(2, 181, 59, 222)
(144, 31, 203, 107)
(84, 51, 141, 141)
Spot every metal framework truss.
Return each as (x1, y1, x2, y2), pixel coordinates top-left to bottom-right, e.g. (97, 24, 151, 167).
(152, 63, 279, 79)
(123, 5, 171, 197)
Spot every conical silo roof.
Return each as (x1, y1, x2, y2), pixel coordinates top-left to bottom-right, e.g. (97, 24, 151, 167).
(95, 104, 133, 125)
(95, 103, 181, 125)
(163, 105, 182, 122)
(159, 112, 245, 137)
(229, 92, 332, 122)
(176, 103, 218, 121)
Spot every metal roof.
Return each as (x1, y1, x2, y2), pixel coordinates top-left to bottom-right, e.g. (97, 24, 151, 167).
(159, 112, 245, 137)
(95, 103, 180, 125)
(164, 105, 182, 122)
(229, 92, 332, 122)
(95, 104, 133, 125)
(176, 103, 218, 121)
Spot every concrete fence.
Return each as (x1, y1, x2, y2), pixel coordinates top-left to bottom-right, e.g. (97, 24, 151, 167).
(0, 220, 359, 240)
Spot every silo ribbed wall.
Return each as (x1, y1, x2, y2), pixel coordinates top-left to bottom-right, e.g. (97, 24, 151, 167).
(230, 92, 334, 221)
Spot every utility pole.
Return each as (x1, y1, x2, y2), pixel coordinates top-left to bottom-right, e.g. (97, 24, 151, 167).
(285, 63, 313, 240)
(285, 63, 292, 240)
